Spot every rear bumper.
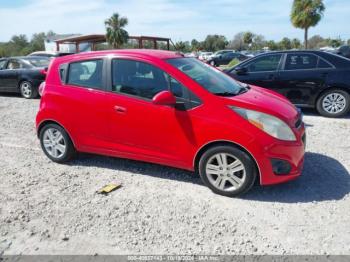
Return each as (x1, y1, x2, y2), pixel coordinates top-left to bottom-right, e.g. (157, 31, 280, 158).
(255, 128, 306, 186)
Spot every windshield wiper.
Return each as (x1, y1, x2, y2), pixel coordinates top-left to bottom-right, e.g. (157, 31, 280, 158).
(213, 92, 236, 97)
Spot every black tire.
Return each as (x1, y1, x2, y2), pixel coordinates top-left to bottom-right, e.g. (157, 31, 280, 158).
(209, 60, 216, 67)
(19, 80, 38, 99)
(316, 89, 350, 118)
(39, 123, 76, 163)
(198, 145, 257, 197)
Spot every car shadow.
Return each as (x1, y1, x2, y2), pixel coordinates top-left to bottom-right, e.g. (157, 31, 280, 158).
(244, 152, 350, 203)
(0, 92, 21, 98)
(301, 108, 350, 119)
(70, 151, 349, 203)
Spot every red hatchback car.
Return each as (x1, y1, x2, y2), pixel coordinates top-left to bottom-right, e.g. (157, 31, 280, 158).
(36, 50, 306, 197)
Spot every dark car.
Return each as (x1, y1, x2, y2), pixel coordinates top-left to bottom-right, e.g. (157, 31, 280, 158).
(28, 51, 74, 58)
(208, 52, 248, 67)
(336, 45, 350, 59)
(225, 51, 350, 117)
(0, 56, 49, 98)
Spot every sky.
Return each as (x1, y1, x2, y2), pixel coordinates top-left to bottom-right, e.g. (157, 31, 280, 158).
(0, 0, 349, 42)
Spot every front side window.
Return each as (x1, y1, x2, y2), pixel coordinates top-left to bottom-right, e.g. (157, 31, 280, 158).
(318, 58, 333, 69)
(112, 59, 168, 99)
(167, 58, 246, 96)
(67, 60, 103, 89)
(246, 54, 282, 72)
(0, 60, 6, 70)
(285, 54, 317, 70)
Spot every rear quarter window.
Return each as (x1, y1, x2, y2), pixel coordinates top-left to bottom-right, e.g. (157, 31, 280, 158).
(67, 59, 103, 89)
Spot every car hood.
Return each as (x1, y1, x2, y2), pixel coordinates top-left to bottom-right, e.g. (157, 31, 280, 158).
(223, 85, 300, 126)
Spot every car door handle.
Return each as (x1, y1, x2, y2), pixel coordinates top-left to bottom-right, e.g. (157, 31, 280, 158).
(114, 106, 127, 113)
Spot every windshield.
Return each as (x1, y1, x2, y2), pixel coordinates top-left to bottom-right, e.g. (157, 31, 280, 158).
(167, 58, 246, 96)
(24, 57, 50, 68)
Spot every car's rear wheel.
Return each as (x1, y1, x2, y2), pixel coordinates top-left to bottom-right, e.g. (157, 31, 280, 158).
(19, 81, 38, 99)
(198, 145, 257, 197)
(316, 89, 350, 118)
(210, 60, 216, 66)
(39, 123, 76, 163)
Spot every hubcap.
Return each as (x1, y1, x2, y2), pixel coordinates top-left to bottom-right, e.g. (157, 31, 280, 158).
(322, 93, 347, 114)
(206, 153, 246, 192)
(21, 82, 32, 98)
(42, 128, 66, 159)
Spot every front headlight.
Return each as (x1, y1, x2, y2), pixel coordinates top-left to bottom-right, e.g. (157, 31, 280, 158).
(230, 106, 296, 141)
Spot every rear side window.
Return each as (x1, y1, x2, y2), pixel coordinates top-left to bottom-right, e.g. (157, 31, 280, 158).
(246, 54, 282, 72)
(112, 59, 168, 99)
(285, 54, 317, 70)
(67, 60, 103, 89)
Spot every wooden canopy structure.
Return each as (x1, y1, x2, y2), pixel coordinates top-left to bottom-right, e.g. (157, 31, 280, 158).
(55, 34, 171, 52)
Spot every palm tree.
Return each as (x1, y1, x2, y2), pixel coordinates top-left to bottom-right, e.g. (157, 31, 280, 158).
(291, 0, 325, 49)
(105, 13, 129, 49)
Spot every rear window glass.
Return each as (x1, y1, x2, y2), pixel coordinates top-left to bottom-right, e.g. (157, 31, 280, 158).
(67, 60, 103, 89)
(24, 58, 50, 67)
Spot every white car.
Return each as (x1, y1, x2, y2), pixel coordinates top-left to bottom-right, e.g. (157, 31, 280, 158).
(198, 52, 213, 61)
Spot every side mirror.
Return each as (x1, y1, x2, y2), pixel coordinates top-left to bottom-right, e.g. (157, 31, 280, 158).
(235, 66, 248, 75)
(152, 91, 176, 106)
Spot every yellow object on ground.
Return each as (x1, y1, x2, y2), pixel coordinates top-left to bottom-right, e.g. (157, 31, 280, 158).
(97, 183, 122, 194)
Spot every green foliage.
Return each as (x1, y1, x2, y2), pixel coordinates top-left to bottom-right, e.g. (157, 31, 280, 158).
(279, 37, 292, 50)
(291, 0, 326, 48)
(174, 41, 191, 52)
(202, 35, 228, 52)
(105, 13, 129, 49)
(227, 58, 240, 68)
(243, 32, 254, 45)
(291, 38, 302, 49)
(0, 32, 55, 57)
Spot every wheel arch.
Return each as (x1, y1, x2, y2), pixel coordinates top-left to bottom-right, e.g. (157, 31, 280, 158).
(316, 86, 350, 103)
(37, 119, 76, 147)
(193, 140, 261, 182)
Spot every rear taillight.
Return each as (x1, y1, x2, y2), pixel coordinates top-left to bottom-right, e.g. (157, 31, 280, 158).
(40, 68, 48, 75)
(38, 82, 46, 96)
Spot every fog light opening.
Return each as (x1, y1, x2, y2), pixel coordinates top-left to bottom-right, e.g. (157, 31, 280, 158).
(271, 159, 292, 175)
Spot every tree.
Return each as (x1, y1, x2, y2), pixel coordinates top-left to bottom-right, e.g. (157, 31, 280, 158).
(228, 32, 245, 51)
(307, 35, 324, 49)
(202, 35, 228, 52)
(279, 37, 292, 50)
(291, 0, 325, 49)
(251, 34, 266, 50)
(347, 39, 350, 45)
(266, 40, 279, 51)
(31, 32, 46, 51)
(291, 38, 302, 49)
(105, 13, 129, 49)
(243, 32, 254, 47)
(191, 39, 200, 51)
(174, 41, 191, 52)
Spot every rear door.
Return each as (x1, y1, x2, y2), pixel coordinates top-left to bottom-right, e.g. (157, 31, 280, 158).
(0, 59, 9, 90)
(57, 58, 111, 149)
(229, 53, 283, 90)
(277, 53, 329, 106)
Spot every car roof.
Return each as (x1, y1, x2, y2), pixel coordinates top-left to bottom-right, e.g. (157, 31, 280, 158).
(56, 49, 184, 62)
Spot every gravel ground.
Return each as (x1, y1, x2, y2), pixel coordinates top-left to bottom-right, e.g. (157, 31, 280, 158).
(0, 94, 349, 255)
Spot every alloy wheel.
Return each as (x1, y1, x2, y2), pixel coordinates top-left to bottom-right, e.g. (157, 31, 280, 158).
(205, 153, 246, 192)
(322, 93, 347, 114)
(20, 82, 32, 98)
(42, 128, 67, 159)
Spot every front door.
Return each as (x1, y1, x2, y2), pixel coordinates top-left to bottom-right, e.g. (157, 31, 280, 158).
(0, 59, 20, 91)
(106, 58, 201, 166)
(229, 53, 283, 91)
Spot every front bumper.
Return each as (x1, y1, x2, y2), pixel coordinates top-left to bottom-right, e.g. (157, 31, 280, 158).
(255, 127, 306, 186)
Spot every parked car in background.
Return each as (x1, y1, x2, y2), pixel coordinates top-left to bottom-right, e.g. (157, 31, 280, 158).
(225, 50, 350, 117)
(29, 51, 74, 58)
(198, 52, 213, 61)
(36, 50, 305, 197)
(0, 56, 49, 98)
(336, 45, 350, 59)
(207, 52, 248, 66)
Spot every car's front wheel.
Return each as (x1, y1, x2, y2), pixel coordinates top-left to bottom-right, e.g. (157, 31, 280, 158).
(198, 145, 257, 197)
(39, 123, 76, 163)
(209, 60, 216, 66)
(19, 81, 38, 99)
(316, 89, 350, 118)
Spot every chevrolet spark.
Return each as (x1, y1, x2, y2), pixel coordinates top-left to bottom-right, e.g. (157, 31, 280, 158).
(36, 50, 306, 197)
